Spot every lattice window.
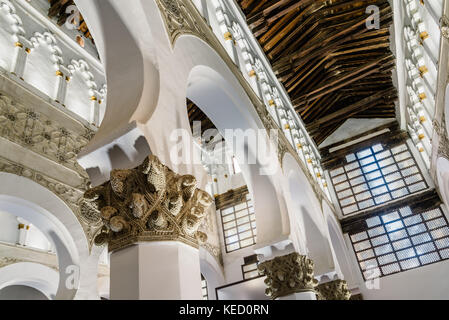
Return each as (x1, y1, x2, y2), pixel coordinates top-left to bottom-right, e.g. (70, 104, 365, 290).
(349, 206, 449, 280)
(201, 274, 208, 300)
(330, 143, 427, 215)
(242, 262, 261, 280)
(219, 193, 257, 253)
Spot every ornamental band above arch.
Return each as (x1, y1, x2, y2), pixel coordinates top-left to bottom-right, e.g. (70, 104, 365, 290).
(84, 155, 213, 252)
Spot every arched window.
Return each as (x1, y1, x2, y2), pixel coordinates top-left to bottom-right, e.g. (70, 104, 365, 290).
(66, 60, 96, 122)
(23, 33, 62, 99)
(0, 2, 19, 71)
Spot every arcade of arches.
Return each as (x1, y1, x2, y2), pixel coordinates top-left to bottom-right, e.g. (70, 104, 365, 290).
(1, 0, 449, 300)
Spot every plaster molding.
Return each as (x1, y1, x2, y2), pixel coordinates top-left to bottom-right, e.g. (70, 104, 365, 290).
(0, 256, 58, 271)
(258, 252, 318, 300)
(316, 279, 351, 300)
(85, 155, 213, 252)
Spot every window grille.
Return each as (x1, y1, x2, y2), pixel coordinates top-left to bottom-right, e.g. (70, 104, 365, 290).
(219, 193, 256, 253)
(349, 205, 449, 280)
(330, 143, 427, 215)
(201, 274, 208, 300)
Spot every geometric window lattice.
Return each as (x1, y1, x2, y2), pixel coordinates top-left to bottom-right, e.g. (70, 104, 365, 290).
(219, 193, 257, 253)
(349, 206, 449, 280)
(330, 143, 428, 215)
(201, 274, 208, 300)
(242, 261, 262, 280)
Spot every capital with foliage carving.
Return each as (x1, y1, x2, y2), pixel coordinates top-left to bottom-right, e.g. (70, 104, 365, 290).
(258, 253, 318, 300)
(316, 279, 351, 300)
(84, 155, 213, 252)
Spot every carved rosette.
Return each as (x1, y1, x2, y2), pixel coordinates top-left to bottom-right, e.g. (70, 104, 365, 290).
(258, 253, 318, 300)
(316, 279, 351, 300)
(85, 155, 213, 252)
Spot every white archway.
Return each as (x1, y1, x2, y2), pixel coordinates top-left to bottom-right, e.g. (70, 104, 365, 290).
(199, 247, 225, 300)
(0, 262, 59, 300)
(74, 0, 160, 186)
(282, 153, 334, 275)
(186, 64, 288, 247)
(0, 173, 90, 300)
(324, 202, 358, 288)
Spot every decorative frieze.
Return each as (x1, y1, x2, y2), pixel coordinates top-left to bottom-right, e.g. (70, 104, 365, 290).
(316, 279, 351, 300)
(0, 257, 22, 268)
(85, 155, 213, 252)
(0, 256, 58, 271)
(440, 15, 449, 40)
(258, 253, 318, 300)
(0, 92, 94, 177)
(434, 115, 449, 161)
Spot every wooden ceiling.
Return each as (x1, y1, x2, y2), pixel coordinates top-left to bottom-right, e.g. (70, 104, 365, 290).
(237, 0, 398, 145)
(187, 99, 221, 140)
(48, 0, 93, 41)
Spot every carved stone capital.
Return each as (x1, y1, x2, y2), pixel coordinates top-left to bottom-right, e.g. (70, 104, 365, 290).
(258, 253, 318, 300)
(316, 279, 351, 300)
(85, 155, 213, 252)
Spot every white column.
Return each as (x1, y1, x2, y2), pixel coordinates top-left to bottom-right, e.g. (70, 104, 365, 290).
(110, 242, 202, 300)
(90, 96, 100, 126)
(54, 66, 69, 105)
(16, 220, 29, 246)
(11, 37, 30, 78)
(277, 292, 317, 300)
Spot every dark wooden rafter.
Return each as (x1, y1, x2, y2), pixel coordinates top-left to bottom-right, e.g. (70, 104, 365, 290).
(48, 0, 93, 41)
(237, 0, 398, 145)
(186, 99, 221, 139)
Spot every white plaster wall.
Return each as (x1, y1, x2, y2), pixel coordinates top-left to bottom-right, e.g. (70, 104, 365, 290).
(0, 262, 59, 299)
(0, 211, 19, 244)
(25, 225, 53, 252)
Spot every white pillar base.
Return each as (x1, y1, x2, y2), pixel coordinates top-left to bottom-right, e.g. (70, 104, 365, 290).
(110, 241, 202, 300)
(277, 291, 317, 300)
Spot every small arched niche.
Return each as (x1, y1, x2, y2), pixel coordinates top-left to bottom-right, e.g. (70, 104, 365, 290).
(23, 32, 62, 99)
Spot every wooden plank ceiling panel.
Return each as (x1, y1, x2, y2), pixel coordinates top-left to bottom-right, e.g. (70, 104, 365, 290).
(48, 0, 93, 41)
(187, 99, 222, 141)
(237, 0, 398, 145)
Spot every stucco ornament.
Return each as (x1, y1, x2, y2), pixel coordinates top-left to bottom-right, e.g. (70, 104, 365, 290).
(0, 93, 93, 177)
(433, 112, 449, 161)
(316, 279, 351, 300)
(441, 15, 449, 40)
(258, 252, 318, 300)
(155, 0, 205, 47)
(85, 155, 214, 252)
